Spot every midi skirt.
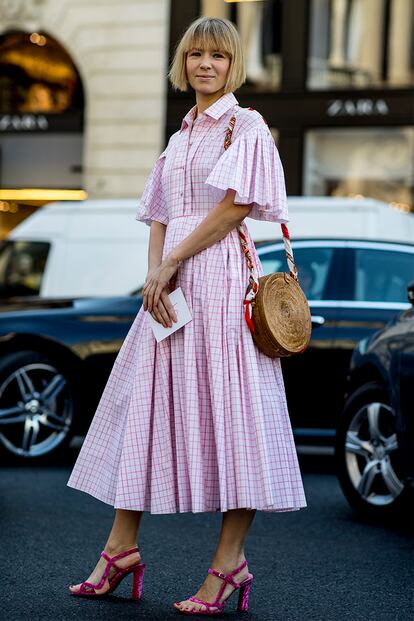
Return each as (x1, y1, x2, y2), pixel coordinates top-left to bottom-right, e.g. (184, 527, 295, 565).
(67, 215, 307, 514)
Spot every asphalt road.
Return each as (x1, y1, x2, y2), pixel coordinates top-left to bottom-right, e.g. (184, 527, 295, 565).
(1, 455, 413, 621)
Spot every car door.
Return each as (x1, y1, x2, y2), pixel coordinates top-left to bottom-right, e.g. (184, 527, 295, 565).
(256, 240, 345, 445)
(336, 242, 414, 418)
(393, 308, 414, 480)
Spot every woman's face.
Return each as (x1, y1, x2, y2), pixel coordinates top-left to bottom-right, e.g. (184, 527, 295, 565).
(185, 46, 230, 96)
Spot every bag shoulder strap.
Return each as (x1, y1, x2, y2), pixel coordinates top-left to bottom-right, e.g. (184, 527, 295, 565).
(223, 110, 299, 332)
(224, 111, 298, 284)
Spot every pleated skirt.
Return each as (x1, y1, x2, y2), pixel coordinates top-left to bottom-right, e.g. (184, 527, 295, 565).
(67, 215, 307, 514)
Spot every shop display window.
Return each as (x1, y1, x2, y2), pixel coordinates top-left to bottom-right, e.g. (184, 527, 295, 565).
(0, 31, 83, 114)
(201, 0, 283, 91)
(308, 0, 414, 89)
(303, 126, 413, 211)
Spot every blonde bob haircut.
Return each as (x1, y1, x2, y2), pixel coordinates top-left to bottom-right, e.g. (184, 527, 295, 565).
(168, 16, 246, 93)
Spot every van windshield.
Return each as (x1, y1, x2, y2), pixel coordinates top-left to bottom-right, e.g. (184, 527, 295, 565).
(0, 240, 50, 297)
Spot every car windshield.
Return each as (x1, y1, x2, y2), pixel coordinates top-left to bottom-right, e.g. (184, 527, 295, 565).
(0, 240, 50, 297)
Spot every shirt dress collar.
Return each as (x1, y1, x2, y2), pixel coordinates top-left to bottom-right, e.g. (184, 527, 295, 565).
(180, 92, 238, 131)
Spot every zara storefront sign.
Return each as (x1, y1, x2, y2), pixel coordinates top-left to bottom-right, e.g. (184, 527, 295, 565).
(0, 114, 49, 131)
(327, 99, 389, 117)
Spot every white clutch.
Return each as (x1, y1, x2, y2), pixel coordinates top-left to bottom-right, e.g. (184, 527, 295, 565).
(145, 286, 192, 342)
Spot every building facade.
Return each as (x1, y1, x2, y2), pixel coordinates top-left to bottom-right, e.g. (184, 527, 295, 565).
(0, 0, 413, 239)
(168, 0, 414, 214)
(0, 0, 170, 234)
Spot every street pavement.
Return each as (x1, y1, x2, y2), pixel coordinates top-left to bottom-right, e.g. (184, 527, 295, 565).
(1, 454, 413, 621)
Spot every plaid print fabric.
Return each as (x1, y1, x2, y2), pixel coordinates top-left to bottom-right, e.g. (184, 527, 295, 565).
(67, 92, 307, 514)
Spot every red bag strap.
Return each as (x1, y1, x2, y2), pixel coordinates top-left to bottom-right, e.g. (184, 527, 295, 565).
(223, 112, 299, 332)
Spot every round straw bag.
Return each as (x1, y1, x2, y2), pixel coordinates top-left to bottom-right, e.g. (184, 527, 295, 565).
(224, 113, 312, 358)
(238, 222, 312, 358)
(250, 271, 312, 358)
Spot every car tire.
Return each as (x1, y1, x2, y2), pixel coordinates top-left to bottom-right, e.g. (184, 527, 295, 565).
(335, 381, 413, 521)
(0, 350, 78, 463)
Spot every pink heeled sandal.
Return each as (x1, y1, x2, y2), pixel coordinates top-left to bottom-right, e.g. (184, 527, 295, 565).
(173, 559, 254, 615)
(69, 546, 146, 599)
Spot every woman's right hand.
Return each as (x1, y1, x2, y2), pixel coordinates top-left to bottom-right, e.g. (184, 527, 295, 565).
(144, 284, 177, 328)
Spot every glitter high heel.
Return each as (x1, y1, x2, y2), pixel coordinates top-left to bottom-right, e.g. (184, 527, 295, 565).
(173, 559, 253, 615)
(69, 546, 146, 599)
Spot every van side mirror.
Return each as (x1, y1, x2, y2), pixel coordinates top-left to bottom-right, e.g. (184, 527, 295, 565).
(407, 280, 414, 306)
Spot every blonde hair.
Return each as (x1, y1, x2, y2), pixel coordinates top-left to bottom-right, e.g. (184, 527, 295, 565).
(168, 16, 246, 93)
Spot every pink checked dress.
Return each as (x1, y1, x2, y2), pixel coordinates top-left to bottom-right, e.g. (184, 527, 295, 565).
(67, 92, 307, 514)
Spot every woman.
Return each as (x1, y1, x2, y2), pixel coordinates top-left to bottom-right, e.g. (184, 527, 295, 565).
(67, 16, 307, 615)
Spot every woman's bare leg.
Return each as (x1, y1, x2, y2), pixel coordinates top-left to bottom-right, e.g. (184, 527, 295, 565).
(173, 508, 256, 612)
(69, 509, 144, 593)
(106, 509, 144, 550)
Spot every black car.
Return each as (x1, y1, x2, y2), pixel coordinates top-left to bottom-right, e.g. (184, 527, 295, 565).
(256, 237, 414, 450)
(334, 280, 414, 520)
(0, 238, 413, 462)
(0, 295, 140, 461)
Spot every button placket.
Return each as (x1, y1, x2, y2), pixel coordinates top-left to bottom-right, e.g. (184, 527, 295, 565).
(178, 131, 191, 204)
(184, 122, 211, 215)
(183, 126, 196, 207)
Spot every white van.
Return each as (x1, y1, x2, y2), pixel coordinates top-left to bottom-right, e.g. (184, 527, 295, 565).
(1, 197, 413, 298)
(2, 199, 150, 298)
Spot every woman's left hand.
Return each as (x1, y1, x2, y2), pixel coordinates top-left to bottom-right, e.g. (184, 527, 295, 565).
(142, 256, 180, 313)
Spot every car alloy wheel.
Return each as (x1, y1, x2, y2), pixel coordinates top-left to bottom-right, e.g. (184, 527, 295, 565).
(0, 352, 75, 459)
(345, 400, 403, 506)
(335, 381, 411, 519)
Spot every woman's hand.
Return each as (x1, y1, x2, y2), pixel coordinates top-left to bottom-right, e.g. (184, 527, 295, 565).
(147, 285, 178, 328)
(142, 256, 180, 325)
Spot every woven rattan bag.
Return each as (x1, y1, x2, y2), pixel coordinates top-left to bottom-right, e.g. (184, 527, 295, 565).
(224, 114, 312, 358)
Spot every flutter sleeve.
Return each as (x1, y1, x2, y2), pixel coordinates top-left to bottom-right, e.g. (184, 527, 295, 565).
(135, 149, 168, 226)
(204, 126, 289, 223)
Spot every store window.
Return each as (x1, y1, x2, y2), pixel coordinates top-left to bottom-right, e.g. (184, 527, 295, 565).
(0, 31, 84, 237)
(0, 30, 83, 114)
(201, 0, 283, 90)
(308, 0, 414, 90)
(303, 127, 414, 212)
